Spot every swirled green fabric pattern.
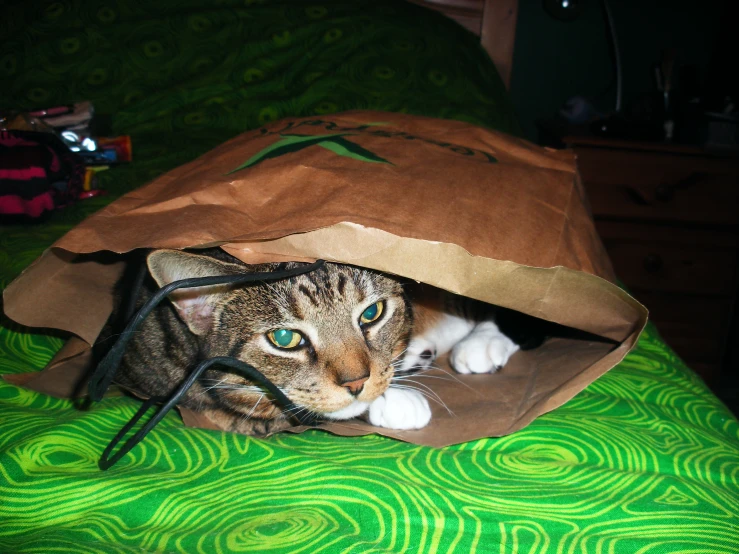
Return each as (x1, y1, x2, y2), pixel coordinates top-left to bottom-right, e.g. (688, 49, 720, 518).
(1, 1, 738, 552)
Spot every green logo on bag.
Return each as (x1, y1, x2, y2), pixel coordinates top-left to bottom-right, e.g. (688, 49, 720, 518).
(228, 133, 391, 174)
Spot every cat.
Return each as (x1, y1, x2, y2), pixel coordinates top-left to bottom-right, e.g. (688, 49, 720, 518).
(100, 248, 545, 435)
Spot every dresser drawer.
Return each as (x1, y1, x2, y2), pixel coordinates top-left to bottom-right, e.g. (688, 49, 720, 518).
(595, 222, 739, 295)
(576, 148, 739, 225)
(633, 291, 729, 355)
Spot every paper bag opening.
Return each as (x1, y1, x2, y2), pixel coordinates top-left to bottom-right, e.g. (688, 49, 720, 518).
(2, 111, 648, 447)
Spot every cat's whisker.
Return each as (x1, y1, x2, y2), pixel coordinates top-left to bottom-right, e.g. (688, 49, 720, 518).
(390, 347, 409, 363)
(389, 383, 454, 416)
(391, 367, 445, 378)
(207, 384, 265, 395)
(394, 365, 478, 393)
(293, 408, 310, 420)
(392, 374, 455, 384)
(392, 367, 445, 379)
(406, 383, 453, 415)
(280, 404, 315, 423)
(201, 377, 229, 394)
(391, 384, 454, 417)
(243, 394, 264, 420)
(391, 372, 478, 396)
(425, 368, 479, 393)
(391, 365, 426, 373)
(390, 355, 417, 367)
(199, 378, 265, 391)
(392, 379, 444, 401)
(394, 365, 439, 374)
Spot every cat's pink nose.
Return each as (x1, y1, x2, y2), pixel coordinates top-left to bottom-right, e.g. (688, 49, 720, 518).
(342, 377, 368, 396)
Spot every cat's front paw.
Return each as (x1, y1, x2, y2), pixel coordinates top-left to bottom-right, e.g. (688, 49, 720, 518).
(450, 321, 520, 374)
(399, 338, 438, 373)
(368, 388, 431, 430)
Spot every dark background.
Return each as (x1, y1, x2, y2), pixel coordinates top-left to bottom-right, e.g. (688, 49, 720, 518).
(510, 0, 733, 143)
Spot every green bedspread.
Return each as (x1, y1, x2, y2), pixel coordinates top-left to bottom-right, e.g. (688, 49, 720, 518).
(1, 1, 738, 552)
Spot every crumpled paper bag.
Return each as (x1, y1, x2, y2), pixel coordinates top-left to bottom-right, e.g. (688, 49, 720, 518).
(3, 111, 647, 446)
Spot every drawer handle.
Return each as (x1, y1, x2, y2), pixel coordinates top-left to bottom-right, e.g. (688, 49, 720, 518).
(655, 172, 708, 203)
(625, 187, 651, 206)
(643, 253, 664, 273)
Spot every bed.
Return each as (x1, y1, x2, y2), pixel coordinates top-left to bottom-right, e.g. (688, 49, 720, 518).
(1, 0, 737, 552)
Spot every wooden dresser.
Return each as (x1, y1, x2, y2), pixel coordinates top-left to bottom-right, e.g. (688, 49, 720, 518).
(566, 136, 739, 399)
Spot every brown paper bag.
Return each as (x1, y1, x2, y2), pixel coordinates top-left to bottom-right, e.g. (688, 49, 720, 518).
(3, 111, 647, 447)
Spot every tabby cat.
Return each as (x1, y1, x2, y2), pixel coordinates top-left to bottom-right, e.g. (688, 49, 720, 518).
(103, 248, 544, 435)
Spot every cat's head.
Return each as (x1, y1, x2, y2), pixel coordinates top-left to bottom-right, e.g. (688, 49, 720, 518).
(147, 250, 412, 422)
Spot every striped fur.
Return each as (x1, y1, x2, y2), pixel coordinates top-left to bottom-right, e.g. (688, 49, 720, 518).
(103, 248, 543, 435)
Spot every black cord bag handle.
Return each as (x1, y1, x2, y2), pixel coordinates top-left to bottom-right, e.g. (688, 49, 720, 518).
(88, 258, 326, 470)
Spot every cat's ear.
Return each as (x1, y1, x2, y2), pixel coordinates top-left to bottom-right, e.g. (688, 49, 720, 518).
(147, 250, 241, 336)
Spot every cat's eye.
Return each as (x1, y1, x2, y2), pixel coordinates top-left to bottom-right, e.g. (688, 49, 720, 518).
(267, 329, 303, 349)
(359, 301, 384, 325)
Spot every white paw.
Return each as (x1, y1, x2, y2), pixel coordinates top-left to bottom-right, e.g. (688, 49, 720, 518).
(450, 321, 519, 374)
(368, 388, 431, 430)
(398, 338, 437, 373)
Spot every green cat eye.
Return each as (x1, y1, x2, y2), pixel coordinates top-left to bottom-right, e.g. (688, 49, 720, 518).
(360, 301, 384, 325)
(267, 329, 303, 349)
